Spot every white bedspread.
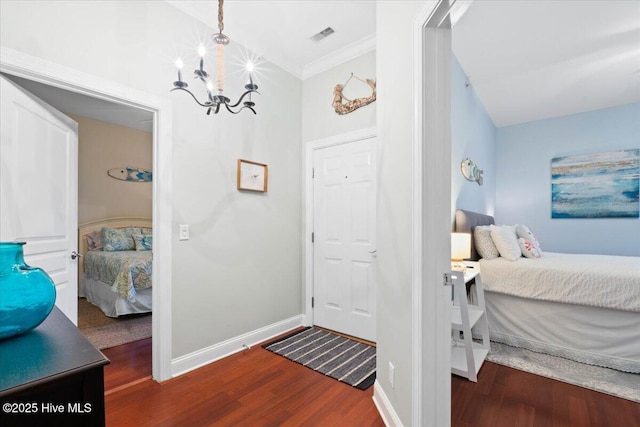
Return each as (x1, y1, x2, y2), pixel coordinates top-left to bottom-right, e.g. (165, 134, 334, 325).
(479, 252, 640, 312)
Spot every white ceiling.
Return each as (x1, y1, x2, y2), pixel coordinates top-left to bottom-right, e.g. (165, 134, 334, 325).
(3, 74, 154, 132)
(166, 0, 376, 79)
(169, 0, 640, 127)
(452, 0, 640, 127)
(6, 1, 638, 131)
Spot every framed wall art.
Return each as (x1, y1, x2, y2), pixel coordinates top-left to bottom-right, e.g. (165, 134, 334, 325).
(237, 159, 268, 192)
(551, 149, 639, 218)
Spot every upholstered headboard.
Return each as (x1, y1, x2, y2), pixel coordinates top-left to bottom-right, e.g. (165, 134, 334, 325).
(454, 209, 495, 261)
(78, 217, 152, 280)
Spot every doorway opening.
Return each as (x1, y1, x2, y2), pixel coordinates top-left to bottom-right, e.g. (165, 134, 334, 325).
(0, 50, 172, 382)
(2, 73, 154, 384)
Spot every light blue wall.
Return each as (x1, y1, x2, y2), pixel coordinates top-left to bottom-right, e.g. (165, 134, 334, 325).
(451, 56, 496, 223)
(495, 103, 640, 256)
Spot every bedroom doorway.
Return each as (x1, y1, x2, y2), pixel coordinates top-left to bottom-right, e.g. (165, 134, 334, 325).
(2, 72, 154, 345)
(0, 57, 171, 381)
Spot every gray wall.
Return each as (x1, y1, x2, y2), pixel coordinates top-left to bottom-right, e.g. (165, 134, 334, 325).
(0, 0, 303, 359)
(302, 51, 376, 142)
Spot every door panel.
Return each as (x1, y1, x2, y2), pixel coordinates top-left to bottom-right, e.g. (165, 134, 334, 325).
(313, 137, 376, 342)
(0, 75, 79, 324)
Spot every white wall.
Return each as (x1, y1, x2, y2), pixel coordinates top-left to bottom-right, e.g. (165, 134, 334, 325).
(71, 115, 152, 224)
(302, 51, 376, 142)
(1, 1, 302, 359)
(376, 1, 425, 424)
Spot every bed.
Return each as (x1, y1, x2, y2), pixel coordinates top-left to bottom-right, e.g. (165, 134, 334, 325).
(455, 209, 640, 373)
(79, 217, 153, 317)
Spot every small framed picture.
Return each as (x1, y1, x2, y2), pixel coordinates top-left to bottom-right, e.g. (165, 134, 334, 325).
(237, 159, 268, 192)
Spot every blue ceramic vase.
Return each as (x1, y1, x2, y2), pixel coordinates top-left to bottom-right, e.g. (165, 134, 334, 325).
(0, 242, 56, 340)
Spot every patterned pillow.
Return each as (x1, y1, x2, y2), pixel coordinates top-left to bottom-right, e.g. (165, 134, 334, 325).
(102, 227, 140, 251)
(86, 230, 104, 251)
(132, 234, 152, 251)
(473, 226, 499, 259)
(490, 224, 521, 261)
(518, 238, 541, 259)
(140, 227, 152, 236)
(516, 224, 542, 254)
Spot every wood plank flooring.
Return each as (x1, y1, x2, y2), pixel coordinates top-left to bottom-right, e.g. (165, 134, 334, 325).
(102, 335, 384, 426)
(452, 361, 640, 427)
(102, 337, 152, 394)
(103, 337, 640, 426)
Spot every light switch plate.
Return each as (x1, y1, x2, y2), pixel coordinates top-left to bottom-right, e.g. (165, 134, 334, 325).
(179, 224, 190, 241)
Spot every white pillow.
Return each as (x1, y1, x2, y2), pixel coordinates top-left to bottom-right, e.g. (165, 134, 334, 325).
(517, 238, 541, 259)
(473, 226, 500, 259)
(516, 224, 542, 254)
(490, 225, 521, 261)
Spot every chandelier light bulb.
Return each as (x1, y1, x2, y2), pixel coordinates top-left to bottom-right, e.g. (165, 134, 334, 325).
(169, 0, 258, 114)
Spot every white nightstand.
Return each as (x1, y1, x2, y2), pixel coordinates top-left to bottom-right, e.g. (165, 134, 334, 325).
(450, 261, 489, 382)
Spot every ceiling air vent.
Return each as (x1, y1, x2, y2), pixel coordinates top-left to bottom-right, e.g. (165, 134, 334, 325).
(310, 27, 335, 43)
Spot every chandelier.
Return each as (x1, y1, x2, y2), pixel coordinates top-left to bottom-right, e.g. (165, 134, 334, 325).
(171, 0, 259, 115)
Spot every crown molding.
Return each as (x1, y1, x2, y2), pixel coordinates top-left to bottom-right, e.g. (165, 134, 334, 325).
(302, 34, 376, 80)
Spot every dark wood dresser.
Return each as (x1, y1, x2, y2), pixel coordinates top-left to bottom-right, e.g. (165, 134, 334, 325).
(0, 307, 109, 427)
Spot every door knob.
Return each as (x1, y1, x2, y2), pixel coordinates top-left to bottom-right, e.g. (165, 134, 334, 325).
(71, 251, 83, 260)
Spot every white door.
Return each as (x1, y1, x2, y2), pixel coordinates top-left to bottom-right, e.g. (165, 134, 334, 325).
(313, 137, 376, 342)
(0, 75, 79, 325)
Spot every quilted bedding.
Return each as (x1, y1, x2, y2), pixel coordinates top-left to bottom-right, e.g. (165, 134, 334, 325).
(83, 250, 152, 300)
(479, 252, 640, 312)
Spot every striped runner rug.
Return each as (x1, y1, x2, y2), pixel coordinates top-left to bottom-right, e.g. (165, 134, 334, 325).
(263, 327, 376, 390)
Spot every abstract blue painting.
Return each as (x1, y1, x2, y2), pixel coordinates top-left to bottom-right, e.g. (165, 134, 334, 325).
(551, 149, 639, 218)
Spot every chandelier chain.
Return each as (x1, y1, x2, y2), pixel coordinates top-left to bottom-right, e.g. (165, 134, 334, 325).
(171, 0, 258, 115)
(218, 0, 224, 32)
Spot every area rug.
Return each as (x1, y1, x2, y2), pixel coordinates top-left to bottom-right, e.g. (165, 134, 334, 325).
(263, 327, 376, 390)
(78, 298, 151, 350)
(487, 341, 640, 403)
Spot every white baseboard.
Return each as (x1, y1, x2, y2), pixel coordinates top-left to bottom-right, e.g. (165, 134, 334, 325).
(373, 380, 404, 427)
(171, 314, 304, 377)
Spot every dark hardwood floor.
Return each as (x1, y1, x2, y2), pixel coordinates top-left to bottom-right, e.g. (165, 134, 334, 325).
(102, 337, 152, 394)
(102, 335, 384, 426)
(452, 362, 640, 427)
(103, 337, 640, 426)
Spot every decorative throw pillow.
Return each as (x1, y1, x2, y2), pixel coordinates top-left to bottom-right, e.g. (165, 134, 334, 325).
(132, 234, 152, 251)
(102, 227, 140, 251)
(517, 238, 541, 259)
(473, 226, 500, 259)
(490, 224, 521, 261)
(140, 227, 152, 236)
(86, 230, 104, 251)
(516, 224, 542, 253)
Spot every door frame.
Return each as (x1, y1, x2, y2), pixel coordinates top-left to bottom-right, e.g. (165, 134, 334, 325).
(303, 126, 377, 328)
(0, 47, 173, 382)
(412, 0, 469, 425)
